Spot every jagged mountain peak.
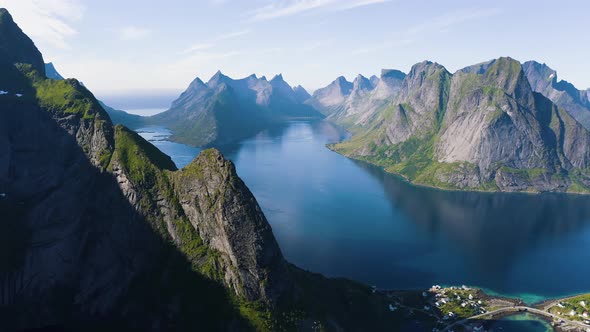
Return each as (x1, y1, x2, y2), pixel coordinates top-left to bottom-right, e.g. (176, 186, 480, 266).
(335, 75, 350, 83)
(189, 76, 207, 87)
(45, 62, 64, 80)
(352, 74, 373, 93)
(310, 76, 353, 108)
(523, 60, 590, 128)
(332, 76, 353, 94)
(0, 8, 46, 76)
(369, 75, 379, 88)
(381, 69, 406, 80)
(455, 57, 530, 98)
(207, 70, 231, 86)
(523, 60, 556, 78)
(271, 73, 284, 82)
(293, 85, 311, 102)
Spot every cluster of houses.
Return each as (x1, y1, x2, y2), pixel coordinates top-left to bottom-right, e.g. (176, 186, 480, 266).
(429, 285, 486, 321)
(554, 300, 590, 325)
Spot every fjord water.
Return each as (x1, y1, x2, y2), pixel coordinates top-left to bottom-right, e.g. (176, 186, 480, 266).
(138, 121, 590, 303)
(488, 313, 554, 332)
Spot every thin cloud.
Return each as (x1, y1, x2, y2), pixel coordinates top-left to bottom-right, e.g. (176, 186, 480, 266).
(182, 43, 215, 54)
(0, 0, 84, 49)
(350, 8, 501, 55)
(182, 29, 251, 55)
(119, 26, 151, 41)
(406, 8, 502, 36)
(247, 0, 390, 21)
(338, 0, 390, 10)
(351, 39, 413, 55)
(217, 29, 251, 40)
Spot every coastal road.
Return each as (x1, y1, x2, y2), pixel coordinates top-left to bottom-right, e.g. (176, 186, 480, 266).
(441, 306, 590, 332)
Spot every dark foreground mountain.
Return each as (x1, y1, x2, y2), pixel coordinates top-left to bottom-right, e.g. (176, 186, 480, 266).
(328, 58, 590, 193)
(0, 8, 424, 331)
(151, 72, 323, 146)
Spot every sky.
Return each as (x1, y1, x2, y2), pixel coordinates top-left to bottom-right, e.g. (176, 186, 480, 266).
(1, 0, 589, 99)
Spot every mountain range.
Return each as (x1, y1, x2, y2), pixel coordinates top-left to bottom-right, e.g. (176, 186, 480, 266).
(150, 71, 323, 146)
(320, 58, 590, 193)
(0, 8, 416, 331)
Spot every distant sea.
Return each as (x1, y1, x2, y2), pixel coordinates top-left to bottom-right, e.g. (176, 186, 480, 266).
(123, 108, 167, 116)
(98, 90, 180, 116)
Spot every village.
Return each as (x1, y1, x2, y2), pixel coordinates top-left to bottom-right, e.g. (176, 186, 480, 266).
(384, 286, 590, 332)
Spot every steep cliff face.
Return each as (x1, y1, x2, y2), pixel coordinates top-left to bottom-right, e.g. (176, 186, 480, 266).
(170, 149, 291, 302)
(331, 58, 590, 193)
(523, 61, 590, 129)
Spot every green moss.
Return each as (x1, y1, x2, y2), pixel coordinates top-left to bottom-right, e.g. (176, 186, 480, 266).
(98, 148, 112, 170)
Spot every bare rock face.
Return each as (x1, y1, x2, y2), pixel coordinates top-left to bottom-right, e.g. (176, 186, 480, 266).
(437, 58, 547, 174)
(171, 150, 291, 303)
(384, 61, 451, 143)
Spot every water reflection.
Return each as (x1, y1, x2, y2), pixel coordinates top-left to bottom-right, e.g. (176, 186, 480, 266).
(353, 159, 590, 297)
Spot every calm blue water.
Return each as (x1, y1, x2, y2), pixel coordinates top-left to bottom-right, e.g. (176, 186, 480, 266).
(137, 121, 590, 303)
(488, 313, 554, 332)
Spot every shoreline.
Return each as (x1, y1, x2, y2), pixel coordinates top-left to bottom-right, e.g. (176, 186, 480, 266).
(325, 143, 590, 196)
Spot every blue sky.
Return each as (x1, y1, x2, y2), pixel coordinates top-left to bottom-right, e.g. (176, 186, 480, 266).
(1, 0, 589, 96)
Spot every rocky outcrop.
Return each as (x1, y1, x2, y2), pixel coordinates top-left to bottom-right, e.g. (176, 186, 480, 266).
(331, 57, 590, 193)
(171, 150, 291, 302)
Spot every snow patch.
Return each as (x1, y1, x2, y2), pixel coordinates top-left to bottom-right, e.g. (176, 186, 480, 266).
(0, 91, 8, 95)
